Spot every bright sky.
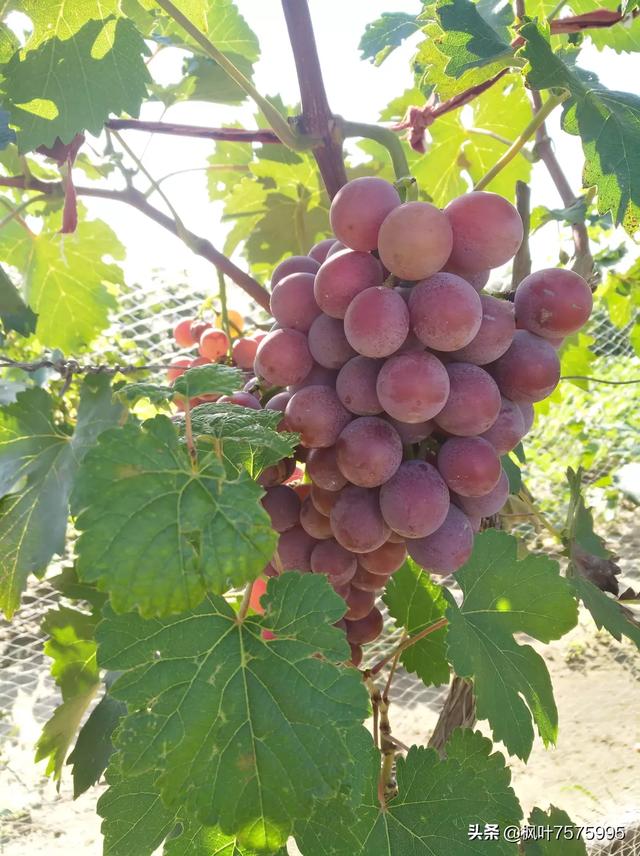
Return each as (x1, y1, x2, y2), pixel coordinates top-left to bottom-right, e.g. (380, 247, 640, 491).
(78, 1, 639, 308)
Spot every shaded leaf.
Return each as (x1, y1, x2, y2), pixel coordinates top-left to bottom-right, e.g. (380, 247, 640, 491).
(68, 686, 127, 798)
(359, 13, 419, 65)
(571, 575, 640, 651)
(164, 815, 287, 856)
(0, 264, 37, 336)
(0, 108, 17, 150)
(523, 805, 588, 854)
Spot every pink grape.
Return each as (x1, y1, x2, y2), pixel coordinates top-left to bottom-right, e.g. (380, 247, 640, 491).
(270, 273, 321, 332)
(308, 314, 357, 369)
(261, 485, 301, 533)
(300, 496, 333, 539)
(376, 352, 450, 423)
(289, 363, 338, 392)
(346, 606, 384, 645)
(437, 437, 501, 497)
(344, 287, 410, 358)
(344, 586, 376, 620)
(199, 329, 229, 361)
(336, 416, 403, 487)
(310, 483, 342, 516)
(326, 240, 347, 257)
(265, 391, 291, 412)
(442, 262, 490, 293)
(308, 237, 336, 264)
(174, 318, 196, 347)
(479, 397, 525, 454)
(379, 460, 450, 538)
(167, 357, 191, 382)
(519, 402, 535, 433)
(359, 541, 407, 575)
(407, 505, 474, 575)
(455, 469, 509, 518)
(310, 539, 357, 585)
(409, 273, 482, 352)
(306, 446, 348, 491)
(336, 356, 383, 416)
(351, 564, 390, 592)
(385, 416, 433, 445)
(450, 295, 515, 365)
(434, 363, 501, 436)
(232, 337, 259, 370)
(444, 191, 523, 271)
(275, 525, 319, 571)
(330, 176, 401, 251)
(377, 201, 453, 280)
(330, 486, 390, 553)
(254, 328, 313, 387)
(218, 391, 261, 410)
(314, 249, 383, 318)
(271, 255, 319, 289)
(258, 457, 296, 488)
(285, 385, 351, 448)
(489, 330, 560, 403)
(514, 268, 593, 339)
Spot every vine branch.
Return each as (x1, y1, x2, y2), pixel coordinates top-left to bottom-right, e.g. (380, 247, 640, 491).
(369, 617, 449, 677)
(106, 119, 282, 144)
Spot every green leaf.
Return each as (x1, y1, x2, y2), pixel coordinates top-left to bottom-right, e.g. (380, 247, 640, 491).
(71, 414, 276, 616)
(519, 21, 640, 236)
(571, 576, 640, 651)
(501, 453, 522, 493)
(431, 0, 512, 78)
(0, 376, 122, 618)
(4, 17, 150, 152)
(382, 559, 449, 686)
(165, 816, 287, 856)
(35, 605, 100, 779)
(186, 52, 257, 105)
(565, 467, 609, 558)
(296, 729, 522, 855)
(0, 109, 17, 150)
(173, 364, 244, 399)
(359, 13, 419, 65)
(0, 214, 124, 350)
(117, 382, 175, 407)
(523, 805, 588, 854)
(67, 687, 127, 798)
(97, 573, 370, 850)
(0, 263, 37, 336)
(19, 0, 122, 47)
(445, 530, 578, 760)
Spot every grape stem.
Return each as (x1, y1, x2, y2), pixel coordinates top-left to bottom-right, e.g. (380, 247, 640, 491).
(340, 120, 412, 184)
(217, 270, 234, 363)
(237, 581, 254, 623)
(368, 617, 449, 677)
(473, 92, 568, 191)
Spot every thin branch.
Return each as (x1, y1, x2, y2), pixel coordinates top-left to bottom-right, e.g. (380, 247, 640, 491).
(510, 180, 532, 291)
(341, 120, 411, 182)
(369, 617, 449, 677)
(280, 0, 348, 197)
(106, 119, 282, 144)
(0, 193, 48, 230)
(561, 375, 640, 385)
(0, 357, 175, 375)
(0, 174, 270, 310)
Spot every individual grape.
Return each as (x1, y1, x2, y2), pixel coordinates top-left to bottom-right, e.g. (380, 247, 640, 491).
(293, 483, 312, 503)
(377, 201, 453, 280)
(275, 524, 318, 571)
(346, 606, 384, 645)
(489, 330, 560, 403)
(519, 402, 535, 433)
(310, 483, 341, 516)
(258, 457, 296, 488)
(349, 643, 363, 667)
(514, 268, 593, 339)
(254, 328, 313, 387)
(344, 586, 376, 620)
(270, 272, 321, 333)
(313, 250, 383, 318)
(434, 363, 501, 436)
(265, 391, 291, 412)
(344, 287, 410, 358)
(442, 263, 490, 293)
(409, 273, 482, 352)
(479, 397, 525, 454)
(444, 192, 524, 271)
(455, 469, 509, 518)
(218, 391, 262, 409)
(249, 576, 268, 614)
(384, 416, 433, 445)
(351, 564, 390, 592)
(300, 496, 333, 539)
(336, 356, 383, 415)
(335, 417, 402, 487)
(174, 319, 196, 347)
(437, 437, 501, 497)
(289, 362, 338, 392)
(199, 328, 229, 361)
(330, 486, 390, 553)
(326, 240, 346, 257)
(306, 446, 348, 491)
(263, 562, 278, 578)
(359, 540, 407, 575)
(261, 485, 301, 533)
(330, 176, 401, 252)
(310, 539, 357, 585)
(379, 460, 450, 538)
(191, 356, 213, 368)
(190, 320, 211, 342)
(450, 294, 515, 366)
(232, 337, 259, 370)
(376, 352, 450, 423)
(167, 357, 191, 382)
(308, 237, 337, 264)
(308, 313, 357, 369)
(407, 505, 474, 575)
(271, 254, 319, 289)
(285, 385, 351, 448)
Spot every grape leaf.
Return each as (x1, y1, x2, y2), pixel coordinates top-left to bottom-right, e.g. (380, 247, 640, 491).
(0, 263, 37, 336)
(571, 576, 640, 651)
(383, 559, 449, 686)
(71, 414, 276, 616)
(164, 815, 287, 856)
(4, 17, 150, 152)
(35, 605, 100, 779)
(445, 530, 578, 760)
(502, 453, 522, 493)
(0, 214, 124, 350)
(0, 108, 16, 150)
(518, 21, 640, 236)
(413, 113, 470, 205)
(295, 729, 522, 855)
(19, 0, 121, 48)
(97, 573, 370, 850)
(185, 53, 257, 105)
(565, 467, 610, 558)
(359, 12, 419, 65)
(173, 364, 244, 399)
(0, 376, 122, 618)
(523, 806, 588, 854)
(67, 686, 127, 798)
(430, 0, 513, 78)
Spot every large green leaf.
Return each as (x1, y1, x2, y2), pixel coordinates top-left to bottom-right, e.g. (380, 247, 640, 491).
(383, 559, 449, 686)
(0, 263, 37, 336)
(523, 806, 588, 854)
(97, 573, 370, 851)
(4, 17, 150, 152)
(0, 214, 124, 350)
(295, 729, 522, 855)
(0, 376, 122, 618)
(519, 21, 640, 235)
(71, 414, 276, 616)
(359, 12, 420, 65)
(445, 530, 578, 760)
(429, 0, 513, 78)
